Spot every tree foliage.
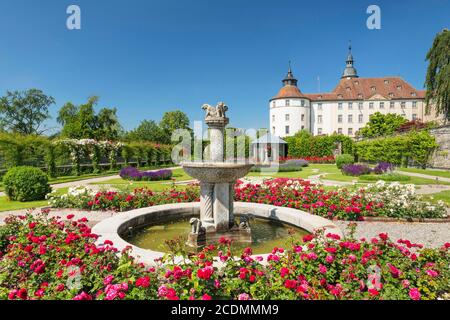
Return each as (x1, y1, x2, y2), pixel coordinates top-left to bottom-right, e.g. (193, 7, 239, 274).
(159, 110, 191, 144)
(57, 96, 122, 140)
(358, 112, 408, 138)
(425, 28, 450, 120)
(0, 89, 55, 134)
(124, 120, 165, 143)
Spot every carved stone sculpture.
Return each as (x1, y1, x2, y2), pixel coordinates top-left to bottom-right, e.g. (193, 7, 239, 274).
(189, 218, 203, 234)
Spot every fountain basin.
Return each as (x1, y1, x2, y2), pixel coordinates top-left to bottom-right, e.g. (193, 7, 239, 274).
(92, 202, 343, 265)
(181, 162, 254, 183)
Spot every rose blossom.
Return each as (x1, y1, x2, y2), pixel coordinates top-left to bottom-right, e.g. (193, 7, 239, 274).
(409, 288, 421, 300)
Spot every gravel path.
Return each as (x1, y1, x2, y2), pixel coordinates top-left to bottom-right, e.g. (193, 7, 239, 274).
(334, 220, 450, 248)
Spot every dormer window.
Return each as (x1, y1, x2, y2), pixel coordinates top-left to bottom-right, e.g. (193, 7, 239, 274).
(371, 86, 376, 92)
(318, 95, 322, 100)
(384, 79, 389, 84)
(354, 80, 359, 85)
(358, 93, 363, 99)
(389, 92, 394, 98)
(411, 92, 417, 97)
(397, 85, 402, 91)
(346, 87, 351, 92)
(338, 94, 343, 99)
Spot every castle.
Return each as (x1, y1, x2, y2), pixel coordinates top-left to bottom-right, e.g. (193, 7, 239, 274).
(269, 45, 440, 137)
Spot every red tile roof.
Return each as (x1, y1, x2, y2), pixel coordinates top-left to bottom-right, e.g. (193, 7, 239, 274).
(271, 85, 308, 100)
(302, 77, 425, 101)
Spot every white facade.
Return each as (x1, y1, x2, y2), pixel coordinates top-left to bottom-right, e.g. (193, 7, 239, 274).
(269, 50, 438, 138)
(309, 99, 427, 136)
(269, 98, 310, 137)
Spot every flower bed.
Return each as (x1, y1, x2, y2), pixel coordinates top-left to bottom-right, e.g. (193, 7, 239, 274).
(280, 156, 335, 164)
(49, 179, 447, 220)
(1, 213, 449, 300)
(119, 167, 173, 181)
(49, 186, 199, 212)
(341, 164, 371, 176)
(234, 179, 447, 220)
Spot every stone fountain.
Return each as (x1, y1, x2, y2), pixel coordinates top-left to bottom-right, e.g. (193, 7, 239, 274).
(182, 102, 254, 247)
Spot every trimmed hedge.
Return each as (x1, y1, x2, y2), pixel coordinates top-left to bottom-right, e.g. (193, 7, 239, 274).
(3, 166, 52, 201)
(356, 131, 438, 168)
(285, 131, 354, 158)
(0, 132, 173, 178)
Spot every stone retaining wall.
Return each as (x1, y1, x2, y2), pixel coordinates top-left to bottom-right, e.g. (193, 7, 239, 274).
(429, 125, 450, 169)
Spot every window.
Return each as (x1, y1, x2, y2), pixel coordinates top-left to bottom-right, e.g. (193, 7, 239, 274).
(318, 115, 323, 124)
(371, 86, 376, 92)
(412, 114, 417, 120)
(272, 126, 275, 134)
(401, 102, 406, 108)
(358, 102, 363, 110)
(390, 101, 395, 109)
(301, 100, 305, 107)
(384, 79, 389, 84)
(389, 92, 394, 98)
(272, 115, 275, 122)
(285, 100, 290, 106)
(301, 114, 305, 121)
(397, 85, 402, 91)
(338, 103, 343, 110)
(369, 102, 374, 109)
(411, 92, 417, 97)
(380, 102, 384, 109)
(338, 115, 343, 123)
(348, 115, 353, 123)
(317, 128, 322, 135)
(317, 103, 323, 110)
(285, 114, 290, 121)
(348, 102, 353, 109)
(301, 125, 304, 130)
(412, 101, 417, 109)
(272, 101, 276, 107)
(338, 128, 343, 134)
(348, 128, 353, 136)
(285, 126, 290, 135)
(358, 114, 363, 123)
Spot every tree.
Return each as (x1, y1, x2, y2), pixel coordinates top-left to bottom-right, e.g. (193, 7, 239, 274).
(425, 28, 450, 121)
(0, 89, 55, 134)
(358, 112, 408, 138)
(159, 110, 191, 144)
(125, 119, 165, 143)
(57, 96, 122, 140)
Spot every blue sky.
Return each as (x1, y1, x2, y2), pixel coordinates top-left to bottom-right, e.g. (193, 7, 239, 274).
(0, 0, 448, 134)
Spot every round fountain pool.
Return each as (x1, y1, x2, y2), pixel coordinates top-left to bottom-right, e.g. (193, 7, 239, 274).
(92, 202, 342, 265)
(123, 216, 309, 255)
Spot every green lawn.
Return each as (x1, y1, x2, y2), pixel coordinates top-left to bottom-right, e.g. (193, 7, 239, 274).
(0, 188, 68, 212)
(90, 168, 192, 191)
(398, 167, 450, 179)
(422, 190, 450, 206)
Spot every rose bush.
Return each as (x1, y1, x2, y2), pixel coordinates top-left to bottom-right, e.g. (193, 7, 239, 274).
(1, 213, 449, 300)
(234, 179, 447, 220)
(48, 179, 447, 220)
(49, 186, 200, 212)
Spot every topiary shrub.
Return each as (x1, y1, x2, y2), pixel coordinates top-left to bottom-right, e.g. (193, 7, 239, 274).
(3, 166, 52, 202)
(336, 154, 354, 169)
